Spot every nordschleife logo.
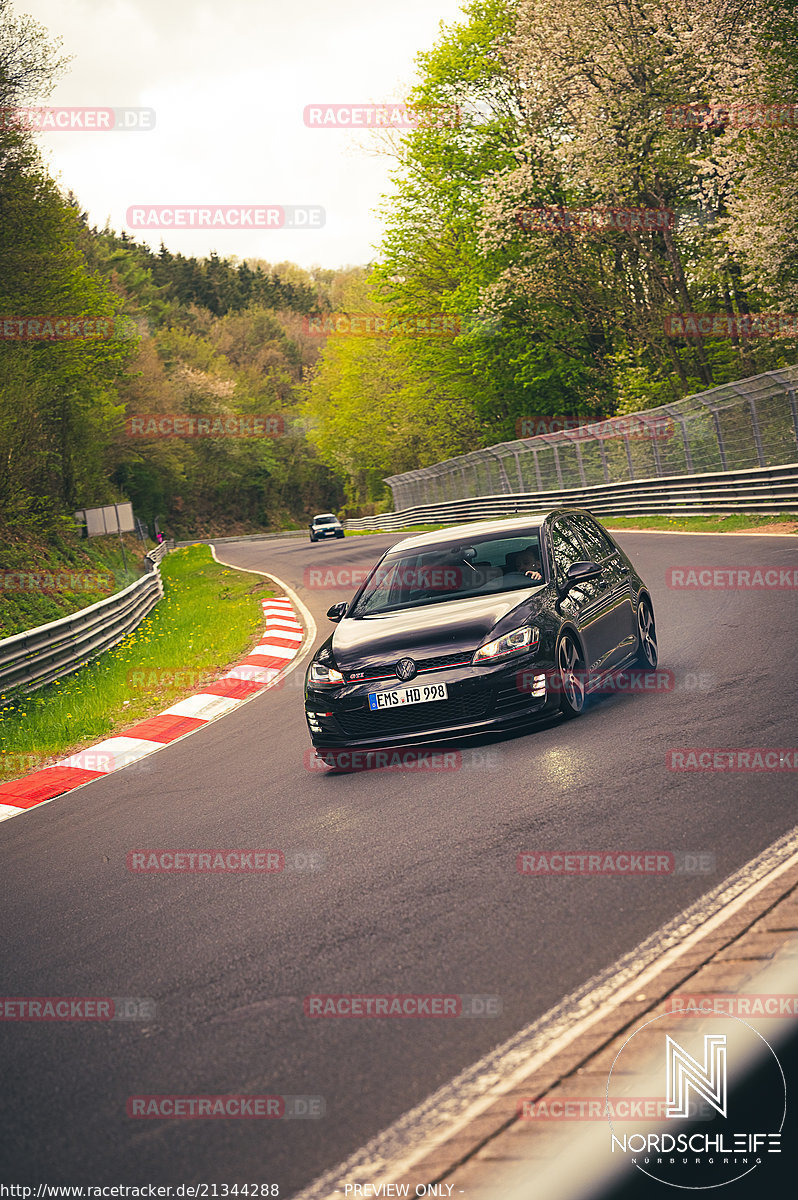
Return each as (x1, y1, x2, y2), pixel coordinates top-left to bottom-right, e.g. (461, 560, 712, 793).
(606, 1012, 785, 1188)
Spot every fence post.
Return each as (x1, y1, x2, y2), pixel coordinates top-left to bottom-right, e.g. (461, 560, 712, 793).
(511, 448, 525, 492)
(785, 381, 798, 449)
(488, 448, 513, 494)
(596, 435, 610, 483)
(670, 409, 694, 474)
(706, 404, 728, 470)
(747, 397, 767, 467)
(573, 438, 587, 486)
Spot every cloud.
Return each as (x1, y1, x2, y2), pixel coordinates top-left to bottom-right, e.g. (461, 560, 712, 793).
(13, 0, 465, 267)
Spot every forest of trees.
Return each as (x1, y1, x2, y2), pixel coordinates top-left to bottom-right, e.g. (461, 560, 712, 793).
(306, 0, 798, 503)
(0, 2, 346, 541)
(2, 0, 798, 532)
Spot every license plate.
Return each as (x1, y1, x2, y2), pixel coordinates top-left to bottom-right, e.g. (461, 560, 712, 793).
(368, 682, 448, 710)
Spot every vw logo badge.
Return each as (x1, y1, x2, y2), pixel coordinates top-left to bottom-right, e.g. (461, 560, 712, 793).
(395, 657, 417, 682)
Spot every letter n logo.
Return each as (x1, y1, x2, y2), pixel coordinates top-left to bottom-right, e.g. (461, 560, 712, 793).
(666, 1034, 727, 1118)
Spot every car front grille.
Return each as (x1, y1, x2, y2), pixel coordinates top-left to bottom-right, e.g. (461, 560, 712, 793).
(345, 651, 473, 683)
(335, 684, 490, 736)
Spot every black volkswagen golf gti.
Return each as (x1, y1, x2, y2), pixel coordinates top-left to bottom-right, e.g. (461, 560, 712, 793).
(304, 509, 657, 751)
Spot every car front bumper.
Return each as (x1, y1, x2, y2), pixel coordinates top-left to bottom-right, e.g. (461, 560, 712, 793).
(305, 659, 560, 750)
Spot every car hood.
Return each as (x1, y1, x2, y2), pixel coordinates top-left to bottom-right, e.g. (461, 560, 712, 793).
(331, 590, 536, 670)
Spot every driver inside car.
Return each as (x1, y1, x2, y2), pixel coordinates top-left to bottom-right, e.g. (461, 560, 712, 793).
(512, 546, 544, 583)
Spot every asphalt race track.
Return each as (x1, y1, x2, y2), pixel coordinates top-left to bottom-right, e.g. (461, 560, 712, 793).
(2, 530, 797, 1192)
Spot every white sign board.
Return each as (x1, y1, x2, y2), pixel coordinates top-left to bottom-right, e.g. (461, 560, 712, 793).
(78, 503, 135, 536)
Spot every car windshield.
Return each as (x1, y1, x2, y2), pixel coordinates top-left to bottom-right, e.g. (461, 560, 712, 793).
(314, 515, 337, 524)
(350, 532, 545, 616)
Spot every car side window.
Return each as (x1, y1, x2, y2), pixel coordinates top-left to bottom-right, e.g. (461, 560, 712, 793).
(550, 520, 587, 587)
(569, 513, 615, 561)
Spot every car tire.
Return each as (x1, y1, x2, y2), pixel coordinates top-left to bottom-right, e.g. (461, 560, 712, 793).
(557, 631, 587, 719)
(336, 532, 344, 539)
(634, 596, 658, 669)
(309, 534, 316, 543)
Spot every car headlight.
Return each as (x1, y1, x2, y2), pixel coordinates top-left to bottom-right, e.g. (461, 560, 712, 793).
(309, 661, 345, 687)
(473, 625, 539, 664)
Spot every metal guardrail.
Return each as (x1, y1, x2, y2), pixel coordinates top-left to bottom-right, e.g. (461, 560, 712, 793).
(145, 541, 171, 565)
(344, 462, 798, 531)
(170, 531, 305, 548)
(382, 365, 798, 510)
(0, 548, 165, 694)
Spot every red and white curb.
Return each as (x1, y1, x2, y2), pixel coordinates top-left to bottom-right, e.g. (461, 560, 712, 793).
(0, 595, 309, 823)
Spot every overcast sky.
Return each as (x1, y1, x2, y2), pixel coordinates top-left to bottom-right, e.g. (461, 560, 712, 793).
(13, 0, 466, 270)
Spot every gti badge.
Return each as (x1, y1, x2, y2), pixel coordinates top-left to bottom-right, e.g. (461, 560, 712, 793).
(395, 658, 417, 682)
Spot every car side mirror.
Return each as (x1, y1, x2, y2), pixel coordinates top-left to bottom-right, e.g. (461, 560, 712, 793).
(326, 601, 348, 622)
(561, 560, 602, 595)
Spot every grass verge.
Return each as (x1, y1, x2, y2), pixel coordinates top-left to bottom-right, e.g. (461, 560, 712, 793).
(344, 513, 798, 536)
(0, 544, 273, 782)
(601, 512, 798, 533)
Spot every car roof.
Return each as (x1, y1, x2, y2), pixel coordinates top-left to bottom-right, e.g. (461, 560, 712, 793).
(386, 510, 574, 554)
